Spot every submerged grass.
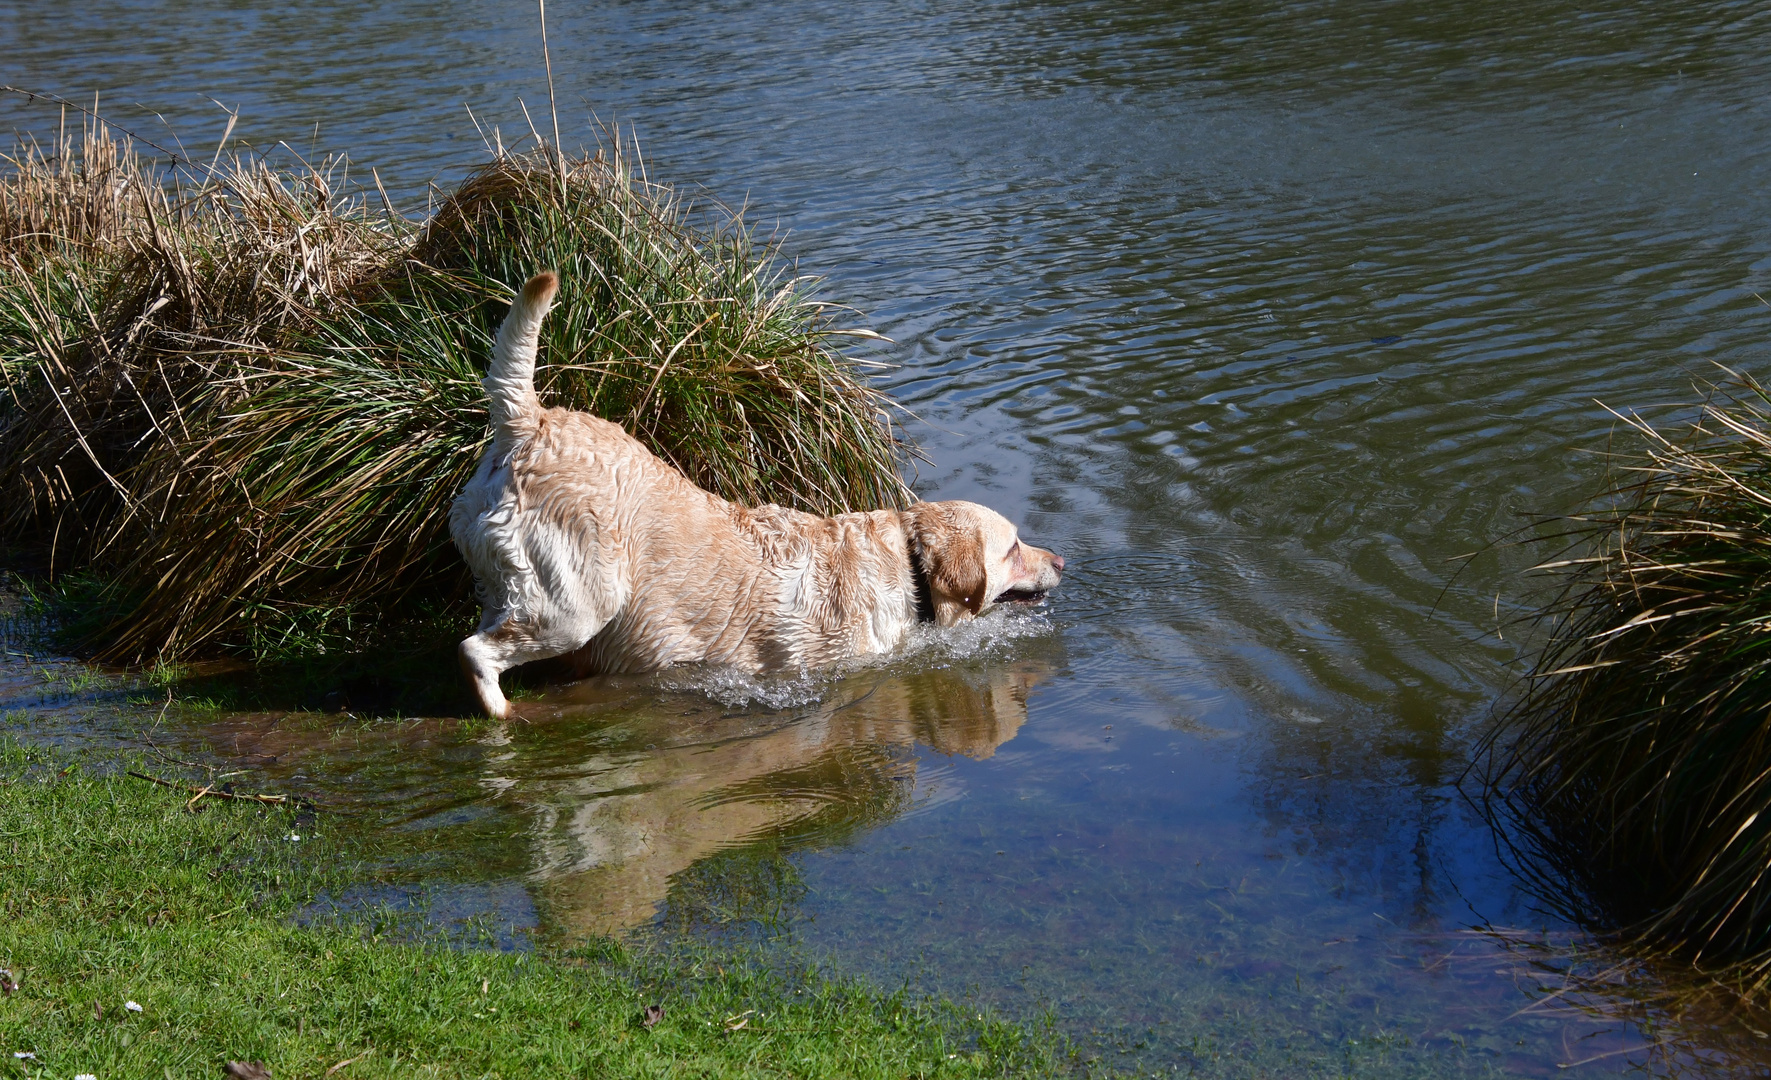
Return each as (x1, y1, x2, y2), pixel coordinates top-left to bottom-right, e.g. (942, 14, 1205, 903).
(0, 735, 1075, 1078)
(1483, 369, 1771, 989)
(0, 106, 911, 662)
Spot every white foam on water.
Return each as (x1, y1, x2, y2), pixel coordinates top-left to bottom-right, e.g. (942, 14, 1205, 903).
(895, 604, 1055, 662)
(654, 607, 1056, 710)
(656, 665, 829, 711)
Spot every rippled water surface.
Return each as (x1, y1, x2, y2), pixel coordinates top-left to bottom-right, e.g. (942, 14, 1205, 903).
(6, 2, 1771, 1074)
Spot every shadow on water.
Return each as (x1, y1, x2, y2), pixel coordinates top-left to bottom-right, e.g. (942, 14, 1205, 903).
(526, 653, 1048, 937)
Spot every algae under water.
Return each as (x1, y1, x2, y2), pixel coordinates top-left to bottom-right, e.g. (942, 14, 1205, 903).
(6, 0, 1771, 1075)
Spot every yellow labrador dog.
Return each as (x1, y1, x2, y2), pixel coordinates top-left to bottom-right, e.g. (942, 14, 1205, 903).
(449, 272, 1064, 718)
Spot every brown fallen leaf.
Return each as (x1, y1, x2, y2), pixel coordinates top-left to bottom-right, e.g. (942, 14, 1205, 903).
(223, 1063, 271, 1080)
(0, 969, 16, 995)
(642, 1004, 664, 1028)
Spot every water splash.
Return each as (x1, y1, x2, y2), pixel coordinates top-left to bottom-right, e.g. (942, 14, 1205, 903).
(656, 607, 1056, 709)
(892, 605, 1055, 666)
(657, 665, 829, 711)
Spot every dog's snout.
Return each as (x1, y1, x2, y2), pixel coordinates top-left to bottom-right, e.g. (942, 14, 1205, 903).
(1050, 553, 1065, 572)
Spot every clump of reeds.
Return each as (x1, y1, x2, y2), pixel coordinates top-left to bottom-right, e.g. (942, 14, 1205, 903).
(0, 111, 910, 661)
(1484, 370, 1771, 986)
(1, 121, 403, 565)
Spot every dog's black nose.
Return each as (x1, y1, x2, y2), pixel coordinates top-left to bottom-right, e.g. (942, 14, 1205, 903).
(1051, 553, 1065, 572)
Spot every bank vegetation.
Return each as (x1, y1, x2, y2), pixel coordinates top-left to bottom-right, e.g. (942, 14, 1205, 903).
(0, 735, 1065, 1078)
(1485, 370, 1771, 990)
(0, 108, 909, 661)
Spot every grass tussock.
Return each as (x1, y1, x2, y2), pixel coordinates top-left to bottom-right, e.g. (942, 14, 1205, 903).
(1483, 370, 1771, 986)
(0, 111, 910, 661)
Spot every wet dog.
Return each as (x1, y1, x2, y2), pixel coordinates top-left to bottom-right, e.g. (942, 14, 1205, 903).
(448, 272, 1063, 718)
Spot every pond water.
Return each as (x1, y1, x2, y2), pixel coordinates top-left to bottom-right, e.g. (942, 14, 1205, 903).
(6, 2, 1771, 1075)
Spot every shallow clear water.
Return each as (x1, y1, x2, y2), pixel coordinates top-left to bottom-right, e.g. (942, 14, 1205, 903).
(6, 2, 1771, 1074)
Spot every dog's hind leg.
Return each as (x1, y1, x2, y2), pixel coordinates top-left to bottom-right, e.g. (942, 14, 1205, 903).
(459, 617, 584, 720)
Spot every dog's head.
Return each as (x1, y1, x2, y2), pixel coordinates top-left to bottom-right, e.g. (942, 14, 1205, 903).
(901, 501, 1064, 626)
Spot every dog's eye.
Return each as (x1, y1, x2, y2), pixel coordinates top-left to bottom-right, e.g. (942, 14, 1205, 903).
(1005, 540, 1020, 561)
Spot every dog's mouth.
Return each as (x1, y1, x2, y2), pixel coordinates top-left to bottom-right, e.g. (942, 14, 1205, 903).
(994, 587, 1050, 606)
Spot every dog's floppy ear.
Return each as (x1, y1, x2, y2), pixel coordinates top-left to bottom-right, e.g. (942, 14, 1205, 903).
(903, 502, 988, 624)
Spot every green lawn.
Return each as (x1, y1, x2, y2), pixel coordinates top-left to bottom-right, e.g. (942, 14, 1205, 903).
(0, 737, 1075, 1079)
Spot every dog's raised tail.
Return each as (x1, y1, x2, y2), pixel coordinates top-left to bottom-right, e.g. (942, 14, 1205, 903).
(485, 271, 560, 446)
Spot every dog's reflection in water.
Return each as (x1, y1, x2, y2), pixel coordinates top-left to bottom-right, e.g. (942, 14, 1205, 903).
(506, 660, 1050, 936)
